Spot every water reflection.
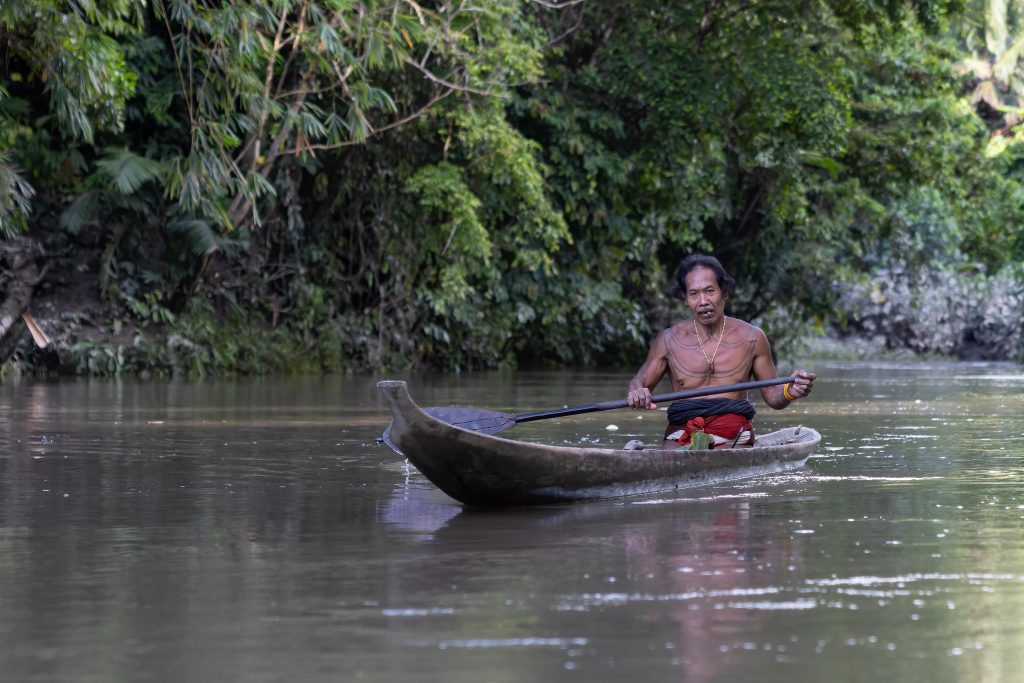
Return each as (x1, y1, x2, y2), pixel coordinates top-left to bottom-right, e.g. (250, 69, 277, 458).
(380, 484, 462, 539)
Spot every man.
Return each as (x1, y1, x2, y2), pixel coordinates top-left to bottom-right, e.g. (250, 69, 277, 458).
(626, 254, 815, 450)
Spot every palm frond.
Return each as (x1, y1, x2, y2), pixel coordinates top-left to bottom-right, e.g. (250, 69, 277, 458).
(167, 217, 219, 257)
(96, 148, 168, 194)
(0, 155, 36, 238)
(60, 191, 100, 234)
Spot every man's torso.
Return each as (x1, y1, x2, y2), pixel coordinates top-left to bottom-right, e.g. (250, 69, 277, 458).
(662, 316, 760, 398)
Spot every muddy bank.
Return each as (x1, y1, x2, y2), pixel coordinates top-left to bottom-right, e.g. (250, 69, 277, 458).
(3, 236, 1022, 377)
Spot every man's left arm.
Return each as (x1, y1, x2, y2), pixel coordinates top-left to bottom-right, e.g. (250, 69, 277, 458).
(751, 328, 816, 409)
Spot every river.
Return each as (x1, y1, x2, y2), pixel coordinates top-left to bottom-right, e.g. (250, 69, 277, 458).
(1, 361, 1023, 682)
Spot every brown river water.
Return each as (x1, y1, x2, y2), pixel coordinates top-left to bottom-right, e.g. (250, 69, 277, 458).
(1, 361, 1023, 682)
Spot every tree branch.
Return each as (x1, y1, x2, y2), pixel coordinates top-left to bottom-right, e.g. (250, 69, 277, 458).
(305, 88, 454, 151)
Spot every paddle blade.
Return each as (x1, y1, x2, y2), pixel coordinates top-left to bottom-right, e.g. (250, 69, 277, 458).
(377, 404, 516, 453)
(423, 406, 516, 435)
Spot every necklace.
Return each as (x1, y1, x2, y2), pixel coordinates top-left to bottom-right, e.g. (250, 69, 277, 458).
(693, 317, 726, 379)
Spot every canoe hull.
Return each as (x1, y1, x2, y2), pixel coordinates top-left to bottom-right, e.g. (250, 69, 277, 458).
(378, 381, 820, 507)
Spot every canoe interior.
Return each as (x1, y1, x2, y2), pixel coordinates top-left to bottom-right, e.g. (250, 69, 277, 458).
(378, 380, 820, 507)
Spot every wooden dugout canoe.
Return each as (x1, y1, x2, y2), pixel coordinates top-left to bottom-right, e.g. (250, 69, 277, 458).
(378, 380, 820, 507)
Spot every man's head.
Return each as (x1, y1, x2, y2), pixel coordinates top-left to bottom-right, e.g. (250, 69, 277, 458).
(673, 254, 735, 327)
(672, 255, 736, 299)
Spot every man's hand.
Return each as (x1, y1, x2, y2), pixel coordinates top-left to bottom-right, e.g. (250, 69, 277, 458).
(788, 369, 816, 399)
(627, 387, 657, 410)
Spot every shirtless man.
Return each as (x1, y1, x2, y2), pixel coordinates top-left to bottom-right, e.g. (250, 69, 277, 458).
(626, 254, 816, 449)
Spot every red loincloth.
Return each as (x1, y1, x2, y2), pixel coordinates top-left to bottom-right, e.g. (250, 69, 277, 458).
(663, 413, 754, 448)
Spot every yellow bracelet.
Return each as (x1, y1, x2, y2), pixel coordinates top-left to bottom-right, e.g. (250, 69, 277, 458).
(783, 383, 796, 401)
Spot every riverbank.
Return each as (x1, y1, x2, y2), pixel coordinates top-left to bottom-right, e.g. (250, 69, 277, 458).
(3, 253, 1020, 379)
(2, 285, 336, 379)
(0, 306, 987, 381)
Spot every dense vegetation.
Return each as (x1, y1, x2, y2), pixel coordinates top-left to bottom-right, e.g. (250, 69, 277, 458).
(1, 0, 1023, 376)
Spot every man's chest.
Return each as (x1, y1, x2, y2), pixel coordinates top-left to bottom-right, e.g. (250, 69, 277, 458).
(664, 329, 756, 382)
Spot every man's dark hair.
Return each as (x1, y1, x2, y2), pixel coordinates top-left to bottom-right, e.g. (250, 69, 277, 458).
(672, 254, 736, 299)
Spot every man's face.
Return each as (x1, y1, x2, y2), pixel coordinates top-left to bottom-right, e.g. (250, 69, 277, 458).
(683, 266, 726, 325)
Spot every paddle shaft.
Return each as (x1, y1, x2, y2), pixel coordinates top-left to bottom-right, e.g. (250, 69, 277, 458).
(514, 376, 797, 424)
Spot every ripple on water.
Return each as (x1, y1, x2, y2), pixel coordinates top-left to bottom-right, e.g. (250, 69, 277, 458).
(381, 607, 456, 617)
(804, 573, 1021, 587)
(632, 492, 770, 505)
(420, 637, 588, 650)
(551, 572, 1024, 617)
(792, 474, 944, 483)
(949, 374, 1024, 382)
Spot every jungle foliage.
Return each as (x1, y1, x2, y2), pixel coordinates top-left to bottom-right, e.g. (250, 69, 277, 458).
(1, 0, 1023, 376)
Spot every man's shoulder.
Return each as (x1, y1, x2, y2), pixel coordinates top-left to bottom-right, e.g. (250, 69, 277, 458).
(664, 321, 697, 340)
(732, 318, 773, 350)
(725, 316, 760, 336)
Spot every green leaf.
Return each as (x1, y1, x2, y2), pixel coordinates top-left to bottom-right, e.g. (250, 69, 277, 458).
(167, 217, 219, 256)
(96, 148, 167, 194)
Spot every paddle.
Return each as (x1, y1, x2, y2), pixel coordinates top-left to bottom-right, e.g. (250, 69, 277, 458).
(418, 375, 797, 436)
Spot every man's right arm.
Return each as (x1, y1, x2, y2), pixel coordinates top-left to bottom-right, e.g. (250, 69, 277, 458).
(627, 329, 669, 410)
